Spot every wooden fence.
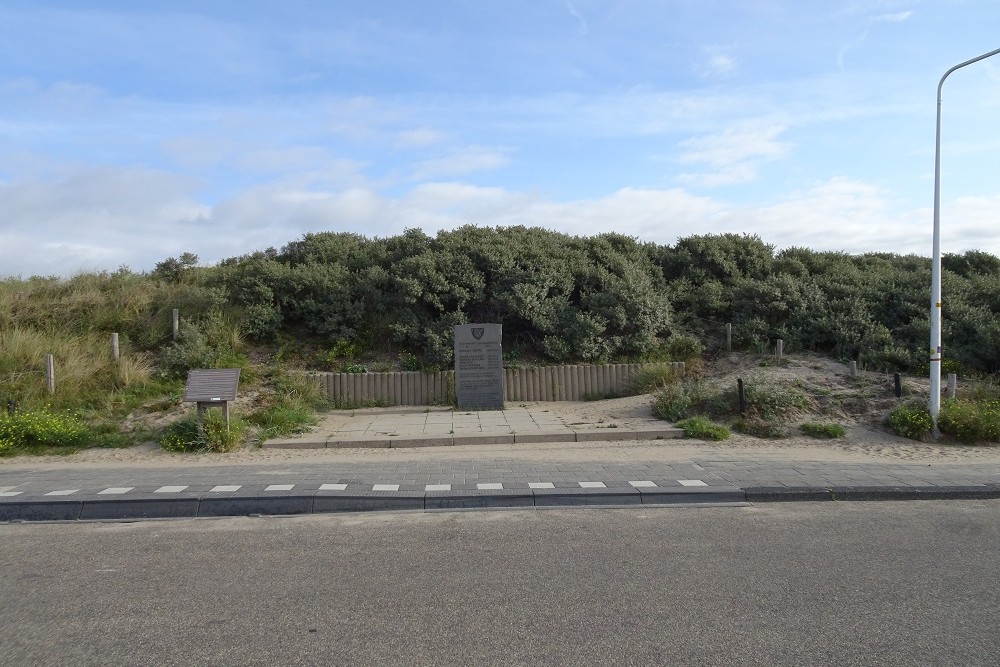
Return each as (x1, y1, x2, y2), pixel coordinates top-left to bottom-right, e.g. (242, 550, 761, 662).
(310, 362, 684, 406)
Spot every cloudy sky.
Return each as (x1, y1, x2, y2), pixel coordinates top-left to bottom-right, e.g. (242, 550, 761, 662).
(1, 0, 998, 276)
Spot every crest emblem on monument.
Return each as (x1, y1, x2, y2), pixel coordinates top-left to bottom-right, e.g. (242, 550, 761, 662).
(472, 327, 485, 340)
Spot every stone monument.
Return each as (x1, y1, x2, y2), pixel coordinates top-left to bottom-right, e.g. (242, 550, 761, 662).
(454, 323, 504, 410)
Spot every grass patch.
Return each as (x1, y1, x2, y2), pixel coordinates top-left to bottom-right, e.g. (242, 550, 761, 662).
(247, 404, 316, 439)
(628, 364, 683, 395)
(800, 422, 846, 439)
(675, 416, 729, 441)
(734, 416, 786, 438)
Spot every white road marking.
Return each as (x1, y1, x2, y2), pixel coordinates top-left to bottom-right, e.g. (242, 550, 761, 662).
(319, 483, 347, 491)
(528, 482, 555, 489)
(98, 487, 133, 495)
(265, 484, 294, 491)
(0, 491, 23, 497)
(425, 484, 451, 491)
(679, 479, 708, 487)
(629, 481, 657, 488)
(154, 486, 188, 493)
(372, 484, 399, 491)
(209, 485, 241, 492)
(578, 481, 606, 488)
(45, 490, 79, 496)
(477, 483, 503, 490)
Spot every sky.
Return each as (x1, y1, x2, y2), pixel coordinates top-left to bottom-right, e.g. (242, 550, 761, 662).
(0, 0, 998, 277)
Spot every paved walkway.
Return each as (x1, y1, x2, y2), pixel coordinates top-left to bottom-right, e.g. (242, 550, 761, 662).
(262, 404, 683, 448)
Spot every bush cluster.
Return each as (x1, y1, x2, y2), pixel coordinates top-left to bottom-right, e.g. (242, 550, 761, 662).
(6, 230, 1000, 375)
(159, 411, 246, 453)
(888, 403, 934, 440)
(938, 399, 1000, 443)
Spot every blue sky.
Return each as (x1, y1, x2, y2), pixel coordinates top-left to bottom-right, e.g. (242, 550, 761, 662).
(0, 0, 998, 276)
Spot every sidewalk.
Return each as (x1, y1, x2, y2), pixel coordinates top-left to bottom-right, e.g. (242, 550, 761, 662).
(262, 404, 684, 448)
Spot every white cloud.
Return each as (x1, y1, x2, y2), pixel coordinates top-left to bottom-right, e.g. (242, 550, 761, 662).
(410, 146, 511, 180)
(874, 11, 912, 22)
(2, 168, 998, 277)
(696, 46, 738, 79)
(563, 1, 589, 36)
(394, 127, 447, 149)
(678, 122, 790, 186)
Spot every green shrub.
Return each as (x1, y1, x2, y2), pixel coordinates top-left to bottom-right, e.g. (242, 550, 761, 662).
(662, 333, 704, 362)
(652, 381, 693, 421)
(341, 363, 368, 373)
(399, 352, 422, 371)
(938, 399, 1000, 443)
(159, 411, 246, 453)
(800, 422, 846, 439)
(888, 403, 933, 440)
(675, 416, 729, 440)
(0, 409, 90, 452)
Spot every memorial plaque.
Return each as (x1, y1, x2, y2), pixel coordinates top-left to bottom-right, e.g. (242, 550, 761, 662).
(454, 323, 504, 410)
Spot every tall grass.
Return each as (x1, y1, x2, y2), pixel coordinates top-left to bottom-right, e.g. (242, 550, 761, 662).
(0, 326, 153, 411)
(0, 270, 222, 347)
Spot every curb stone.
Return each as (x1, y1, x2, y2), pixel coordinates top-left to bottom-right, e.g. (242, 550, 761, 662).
(1, 485, 998, 523)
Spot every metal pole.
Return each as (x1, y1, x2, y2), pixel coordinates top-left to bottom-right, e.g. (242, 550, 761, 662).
(929, 47, 1000, 439)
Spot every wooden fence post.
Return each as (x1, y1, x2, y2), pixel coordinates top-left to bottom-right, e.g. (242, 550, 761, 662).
(172, 309, 180, 341)
(725, 323, 732, 353)
(111, 333, 120, 362)
(776, 339, 784, 361)
(44, 354, 55, 395)
(849, 361, 858, 379)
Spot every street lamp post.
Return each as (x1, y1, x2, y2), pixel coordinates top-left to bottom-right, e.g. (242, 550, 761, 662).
(929, 47, 1000, 438)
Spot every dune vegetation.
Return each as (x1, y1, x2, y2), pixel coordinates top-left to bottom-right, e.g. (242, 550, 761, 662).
(2, 227, 999, 453)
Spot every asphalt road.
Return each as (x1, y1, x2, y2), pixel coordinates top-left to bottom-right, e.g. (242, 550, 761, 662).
(2, 501, 999, 666)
